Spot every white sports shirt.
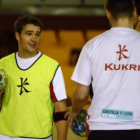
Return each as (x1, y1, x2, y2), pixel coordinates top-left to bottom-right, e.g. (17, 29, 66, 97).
(71, 27, 140, 130)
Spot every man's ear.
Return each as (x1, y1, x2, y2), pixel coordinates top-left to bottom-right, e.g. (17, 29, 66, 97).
(15, 32, 20, 41)
(106, 9, 112, 21)
(133, 7, 138, 20)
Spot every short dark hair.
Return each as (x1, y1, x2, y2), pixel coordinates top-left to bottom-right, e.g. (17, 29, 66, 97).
(135, 0, 140, 15)
(104, 0, 135, 20)
(14, 15, 43, 34)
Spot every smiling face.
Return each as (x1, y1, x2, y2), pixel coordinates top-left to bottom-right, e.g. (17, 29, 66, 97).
(15, 24, 41, 58)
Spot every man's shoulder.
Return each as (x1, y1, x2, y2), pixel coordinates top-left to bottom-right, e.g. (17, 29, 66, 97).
(41, 54, 59, 66)
(0, 53, 15, 62)
(85, 30, 109, 48)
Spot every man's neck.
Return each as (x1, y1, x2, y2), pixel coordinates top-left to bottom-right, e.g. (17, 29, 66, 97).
(134, 15, 140, 32)
(111, 18, 133, 28)
(18, 51, 39, 59)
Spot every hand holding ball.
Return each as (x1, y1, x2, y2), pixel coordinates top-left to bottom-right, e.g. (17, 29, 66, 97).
(71, 109, 87, 137)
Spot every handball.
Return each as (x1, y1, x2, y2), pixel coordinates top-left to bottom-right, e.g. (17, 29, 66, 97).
(0, 69, 8, 91)
(71, 109, 87, 137)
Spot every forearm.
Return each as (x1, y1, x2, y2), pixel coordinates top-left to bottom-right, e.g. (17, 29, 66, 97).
(0, 94, 2, 109)
(0, 90, 4, 109)
(72, 84, 89, 113)
(54, 100, 68, 140)
(55, 120, 67, 140)
(72, 92, 88, 113)
(65, 84, 90, 127)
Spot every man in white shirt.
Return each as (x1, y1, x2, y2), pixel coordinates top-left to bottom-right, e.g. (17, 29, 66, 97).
(66, 0, 140, 139)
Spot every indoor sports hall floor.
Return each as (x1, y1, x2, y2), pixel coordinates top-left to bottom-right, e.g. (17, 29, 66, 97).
(53, 125, 86, 140)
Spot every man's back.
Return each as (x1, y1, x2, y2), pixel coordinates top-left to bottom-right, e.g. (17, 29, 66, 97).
(79, 27, 140, 130)
(71, 27, 140, 139)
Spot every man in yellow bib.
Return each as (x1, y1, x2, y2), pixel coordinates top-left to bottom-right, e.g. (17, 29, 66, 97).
(0, 15, 68, 140)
